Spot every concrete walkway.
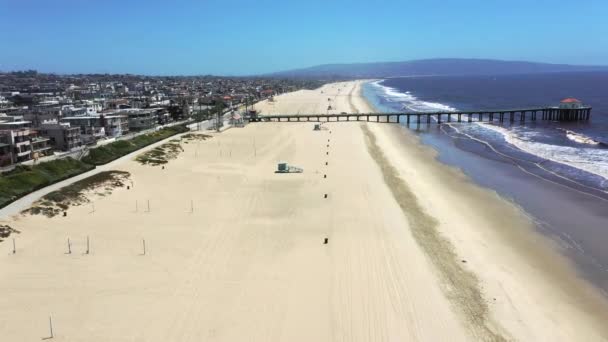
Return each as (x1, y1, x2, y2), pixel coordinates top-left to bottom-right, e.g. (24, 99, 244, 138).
(0, 118, 233, 219)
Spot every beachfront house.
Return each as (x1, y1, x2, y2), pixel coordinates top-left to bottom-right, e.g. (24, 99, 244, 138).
(153, 108, 171, 125)
(39, 121, 83, 151)
(61, 115, 106, 145)
(61, 112, 128, 143)
(122, 109, 157, 131)
(101, 113, 129, 137)
(30, 131, 52, 160)
(0, 117, 52, 163)
(0, 120, 33, 163)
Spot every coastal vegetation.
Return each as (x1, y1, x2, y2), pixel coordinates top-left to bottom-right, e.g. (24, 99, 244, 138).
(82, 125, 189, 165)
(0, 125, 189, 209)
(361, 124, 505, 341)
(23, 171, 130, 217)
(18, 131, 210, 216)
(181, 133, 212, 141)
(0, 225, 20, 242)
(136, 133, 212, 166)
(136, 140, 183, 166)
(0, 159, 95, 209)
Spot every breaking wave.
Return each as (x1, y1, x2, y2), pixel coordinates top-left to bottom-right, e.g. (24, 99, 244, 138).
(368, 80, 608, 182)
(370, 80, 456, 112)
(557, 128, 606, 146)
(481, 124, 608, 181)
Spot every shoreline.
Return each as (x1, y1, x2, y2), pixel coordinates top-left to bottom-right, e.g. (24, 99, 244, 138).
(359, 79, 608, 338)
(371, 121, 608, 338)
(360, 79, 608, 295)
(361, 123, 503, 340)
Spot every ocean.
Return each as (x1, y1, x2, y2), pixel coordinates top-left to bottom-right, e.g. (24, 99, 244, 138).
(362, 72, 608, 294)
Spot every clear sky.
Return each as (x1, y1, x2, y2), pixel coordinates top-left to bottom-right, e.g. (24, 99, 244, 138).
(1, 0, 607, 75)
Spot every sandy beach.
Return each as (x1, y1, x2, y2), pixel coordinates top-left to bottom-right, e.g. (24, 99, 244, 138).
(1, 80, 608, 341)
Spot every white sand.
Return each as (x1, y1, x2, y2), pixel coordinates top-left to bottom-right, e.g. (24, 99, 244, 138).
(1, 81, 607, 341)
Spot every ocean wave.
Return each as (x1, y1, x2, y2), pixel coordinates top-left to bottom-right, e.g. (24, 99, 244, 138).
(557, 128, 604, 146)
(366, 80, 608, 182)
(370, 80, 456, 112)
(480, 124, 608, 181)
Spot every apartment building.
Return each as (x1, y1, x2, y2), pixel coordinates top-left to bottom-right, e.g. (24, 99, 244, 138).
(0, 117, 51, 163)
(39, 121, 82, 151)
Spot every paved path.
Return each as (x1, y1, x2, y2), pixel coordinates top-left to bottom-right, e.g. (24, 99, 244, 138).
(0, 118, 233, 219)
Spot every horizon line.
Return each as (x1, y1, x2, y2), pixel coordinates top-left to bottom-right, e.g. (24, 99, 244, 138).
(2, 57, 608, 78)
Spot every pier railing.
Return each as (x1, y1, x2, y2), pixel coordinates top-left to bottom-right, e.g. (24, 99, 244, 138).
(249, 107, 591, 125)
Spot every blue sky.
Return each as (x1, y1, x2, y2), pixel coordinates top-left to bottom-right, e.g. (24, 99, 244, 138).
(1, 0, 607, 75)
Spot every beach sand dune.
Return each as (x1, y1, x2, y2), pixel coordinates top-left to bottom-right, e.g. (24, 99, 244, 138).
(0, 81, 607, 341)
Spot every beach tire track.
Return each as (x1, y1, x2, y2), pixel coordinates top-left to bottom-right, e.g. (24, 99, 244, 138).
(361, 123, 509, 341)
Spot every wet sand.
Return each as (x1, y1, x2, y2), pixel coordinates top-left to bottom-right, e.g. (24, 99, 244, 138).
(422, 128, 608, 293)
(370, 121, 608, 340)
(0, 81, 607, 341)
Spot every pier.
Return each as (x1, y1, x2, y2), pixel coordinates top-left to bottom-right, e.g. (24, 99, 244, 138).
(249, 106, 592, 126)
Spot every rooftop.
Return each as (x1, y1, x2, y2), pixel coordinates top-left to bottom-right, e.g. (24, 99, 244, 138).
(561, 98, 581, 103)
(0, 120, 32, 126)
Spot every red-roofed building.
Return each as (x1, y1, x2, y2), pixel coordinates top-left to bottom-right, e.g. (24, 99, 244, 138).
(561, 98, 581, 103)
(559, 98, 583, 109)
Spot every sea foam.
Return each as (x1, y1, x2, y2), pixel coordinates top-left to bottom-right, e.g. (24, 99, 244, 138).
(371, 80, 456, 112)
(368, 80, 608, 182)
(480, 124, 608, 181)
(558, 128, 603, 146)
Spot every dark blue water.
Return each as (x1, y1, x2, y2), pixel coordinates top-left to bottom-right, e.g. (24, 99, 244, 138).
(362, 72, 608, 294)
(364, 72, 608, 193)
(380, 72, 608, 141)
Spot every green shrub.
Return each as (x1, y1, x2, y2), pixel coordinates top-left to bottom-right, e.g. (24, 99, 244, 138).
(0, 125, 188, 209)
(82, 126, 188, 165)
(0, 158, 94, 208)
(23, 171, 130, 217)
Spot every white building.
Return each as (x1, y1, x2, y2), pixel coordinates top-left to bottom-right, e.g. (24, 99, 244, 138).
(61, 112, 129, 143)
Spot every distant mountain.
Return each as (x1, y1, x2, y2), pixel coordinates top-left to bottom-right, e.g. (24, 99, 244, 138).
(268, 58, 608, 79)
